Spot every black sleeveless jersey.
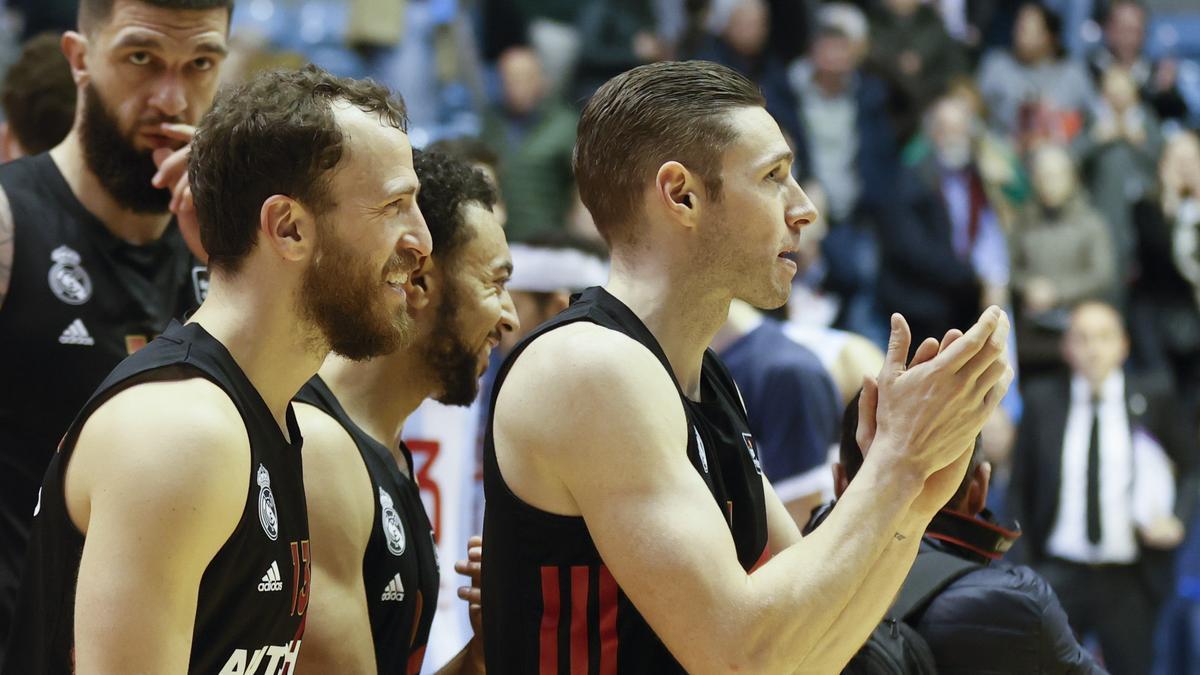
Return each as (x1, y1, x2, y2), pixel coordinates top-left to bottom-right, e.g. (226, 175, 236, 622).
(481, 287, 771, 674)
(295, 377, 440, 675)
(4, 321, 309, 675)
(0, 153, 204, 662)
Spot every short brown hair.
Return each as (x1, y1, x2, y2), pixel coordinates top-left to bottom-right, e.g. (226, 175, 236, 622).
(190, 65, 408, 273)
(1, 33, 75, 155)
(79, 0, 234, 33)
(573, 60, 764, 244)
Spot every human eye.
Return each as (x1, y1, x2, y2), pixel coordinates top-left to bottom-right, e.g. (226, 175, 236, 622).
(128, 51, 152, 66)
(192, 57, 214, 71)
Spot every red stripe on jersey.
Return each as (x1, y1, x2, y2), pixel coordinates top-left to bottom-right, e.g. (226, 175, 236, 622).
(407, 645, 427, 675)
(597, 566, 619, 675)
(570, 566, 590, 675)
(539, 567, 561, 675)
(750, 545, 772, 573)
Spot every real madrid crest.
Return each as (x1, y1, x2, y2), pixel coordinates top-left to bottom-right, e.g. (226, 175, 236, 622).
(257, 464, 279, 541)
(48, 245, 92, 305)
(379, 487, 406, 556)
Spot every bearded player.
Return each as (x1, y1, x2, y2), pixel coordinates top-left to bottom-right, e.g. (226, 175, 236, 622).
(294, 150, 516, 674)
(482, 60, 1014, 673)
(5, 66, 431, 674)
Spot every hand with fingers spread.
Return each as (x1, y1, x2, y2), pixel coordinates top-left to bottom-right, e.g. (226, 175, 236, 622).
(866, 308, 1015, 518)
(454, 535, 483, 634)
(150, 123, 207, 263)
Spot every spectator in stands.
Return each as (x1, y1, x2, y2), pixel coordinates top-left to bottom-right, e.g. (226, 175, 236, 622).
(481, 47, 576, 241)
(1088, 0, 1194, 127)
(0, 33, 75, 162)
(807, 391, 1102, 674)
(788, 7, 898, 342)
(1129, 130, 1200, 417)
(1076, 65, 1164, 283)
(572, 0, 664, 101)
(690, 0, 804, 150)
(714, 298, 841, 525)
(866, 0, 968, 142)
(879, 95, 1010, 350)
(427, 136, 507, 225)
(1010, 145, 1117, 373)
(977, 3, 1095, 149)
(1010, 300, 1194, 675)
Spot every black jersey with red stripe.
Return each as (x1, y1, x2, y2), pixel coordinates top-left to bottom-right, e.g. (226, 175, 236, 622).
(481, 287, 770, 674)
(294, 377, 440, 675)
(4, 321, 309, 675)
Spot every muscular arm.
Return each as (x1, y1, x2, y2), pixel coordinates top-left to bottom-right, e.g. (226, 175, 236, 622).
(65, 378, 251, 674)
(495, 310, 1011, 673)
(292, 403, 378, 675)
(0, 184, 12, 311)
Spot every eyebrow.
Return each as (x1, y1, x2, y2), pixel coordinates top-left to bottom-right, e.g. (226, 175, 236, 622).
(112, 33, 229, 56)
(756, 150, 794, 171)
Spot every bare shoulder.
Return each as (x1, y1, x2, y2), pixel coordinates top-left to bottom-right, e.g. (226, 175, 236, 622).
(293, 402, 374, 566)
(67, 376, 251, 534)
(497, 322, 684, 445)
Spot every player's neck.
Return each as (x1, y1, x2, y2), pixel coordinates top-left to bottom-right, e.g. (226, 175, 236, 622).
(711, 299, 765, 354)
(606, 257, 730, 400)
(188, 274, 327, 441)
(50, 132, 173, 245)
(317, 352, 432, 455)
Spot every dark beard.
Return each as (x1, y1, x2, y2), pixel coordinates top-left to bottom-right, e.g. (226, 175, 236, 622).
(80, 84, 171, 213)
(300, 218, 415, 361)
(425, 280, 485, 406)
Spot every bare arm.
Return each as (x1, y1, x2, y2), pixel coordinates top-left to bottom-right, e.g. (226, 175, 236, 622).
(495, 309, 1011, 673)
(65, 379, 250, 674)
(292, 403, 378, 675)
(0, 184, 12, 311)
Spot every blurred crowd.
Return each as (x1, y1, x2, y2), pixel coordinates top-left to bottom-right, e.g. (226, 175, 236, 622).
(1, 0, 1199, 672)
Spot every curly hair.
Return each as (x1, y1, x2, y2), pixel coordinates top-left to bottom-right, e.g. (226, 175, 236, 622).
(414, 149, 498, 263)
(190, 65, 408, 273)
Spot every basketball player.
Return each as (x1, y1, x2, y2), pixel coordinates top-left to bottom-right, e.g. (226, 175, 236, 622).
(294, 150, 515, 674)
(483, 60, 1014, 673)
(0, 1, 231, 661)
(3, 66, 432, 674)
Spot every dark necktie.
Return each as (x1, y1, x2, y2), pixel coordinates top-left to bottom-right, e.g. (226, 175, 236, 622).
(1086, 398, 1103, 545)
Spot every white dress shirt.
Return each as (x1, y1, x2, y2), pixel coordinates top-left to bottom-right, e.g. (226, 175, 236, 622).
(1046, 372, 1139, 564)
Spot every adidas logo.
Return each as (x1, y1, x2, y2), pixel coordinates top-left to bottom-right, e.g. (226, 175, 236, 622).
(58, 319, 94, 346)
(381, 573, 405, 602)
(258, 561, 283, 592)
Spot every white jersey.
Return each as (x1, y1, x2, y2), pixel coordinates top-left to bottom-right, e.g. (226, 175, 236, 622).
(401, 398, 484, 673)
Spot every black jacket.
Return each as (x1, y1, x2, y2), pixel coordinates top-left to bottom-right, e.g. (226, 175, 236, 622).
(1008, 374, 1198, 604)
(913, 511, 1104, 674)
(805, 505, 1103, 674)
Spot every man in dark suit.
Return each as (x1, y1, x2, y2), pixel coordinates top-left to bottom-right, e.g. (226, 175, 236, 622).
(1010, 300, 1197, 675)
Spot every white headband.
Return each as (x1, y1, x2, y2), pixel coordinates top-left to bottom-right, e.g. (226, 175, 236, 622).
(508, 244, 608, 293)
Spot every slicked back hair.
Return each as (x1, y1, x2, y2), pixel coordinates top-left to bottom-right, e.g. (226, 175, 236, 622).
(414, 149, 499, 264)
(79, 0, 234, 33)
(190, 65, 408, 274)
(573, 60, 765, 246)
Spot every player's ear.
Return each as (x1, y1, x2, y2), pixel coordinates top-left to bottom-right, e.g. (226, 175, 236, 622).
(61, 32, 90, 88)
(656, 161, 702, 229)
(405, 260, 434, 311)
(260, 195, 314, 264)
